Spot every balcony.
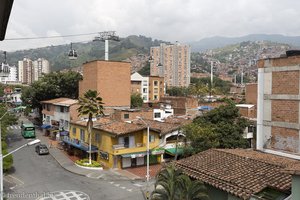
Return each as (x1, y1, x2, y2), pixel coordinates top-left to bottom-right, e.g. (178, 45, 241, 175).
(62, 136, 98, 153)
(112, 142, 158, 155)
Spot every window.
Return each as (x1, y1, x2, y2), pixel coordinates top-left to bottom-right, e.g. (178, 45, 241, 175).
(46, 116, 50, 123)
(95, 133, 100, 142)
(154, 81, 158, 86)
(124, 114, 129, 119)
(143, 88, 147, 93)
(154, 112, 161, 118)
(65, 107, 69, 112)
(154, 88, 158, 93)
(64, 121, 69, 130)
(60, 106, 64, 113)
(46, 104, 50, 111)
(80, 129, 85, 141)
(149, 135, 155, 142)
(72, 127, 76, 136)
(154, 95, 158, 100)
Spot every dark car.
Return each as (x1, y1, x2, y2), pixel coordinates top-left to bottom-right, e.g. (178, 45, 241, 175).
(35, 144, 49, 155)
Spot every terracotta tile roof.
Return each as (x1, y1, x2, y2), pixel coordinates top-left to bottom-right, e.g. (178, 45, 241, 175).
(71, 117, 146, 135)
(164, 117, 192, 126)
(71, 117, 114, 127)
(175, 149, 298, 200)
(71, 117, 191, 136)
(94, 121, 145, 135)
(133, 119, 184, 135)
(41, 97, 74, 104)
(53, 99, 78, 106)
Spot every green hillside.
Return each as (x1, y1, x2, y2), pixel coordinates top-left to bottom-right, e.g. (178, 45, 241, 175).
(0, 35, 165, 71)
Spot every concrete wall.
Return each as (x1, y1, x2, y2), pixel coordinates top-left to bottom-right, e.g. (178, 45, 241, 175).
(292, 175, 300, 200)
(258, 55, 300, 154)
(245, 83, 257, 105)
(206, 185, 229, 200)
(111, 109, 153, 121)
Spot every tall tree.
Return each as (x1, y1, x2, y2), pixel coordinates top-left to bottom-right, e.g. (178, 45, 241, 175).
(0, 104, 18, 171)
(183, 100, 249, 155)
(21, 71, 82, 109)
(77, 90, 104, 164)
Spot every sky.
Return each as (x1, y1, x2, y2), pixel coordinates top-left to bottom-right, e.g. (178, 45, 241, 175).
(1, 0, 300, 51)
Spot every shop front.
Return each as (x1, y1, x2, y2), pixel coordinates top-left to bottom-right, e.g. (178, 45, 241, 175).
(121, 152, 146, 168)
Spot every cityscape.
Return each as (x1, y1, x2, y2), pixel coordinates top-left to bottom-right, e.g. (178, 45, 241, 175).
(1, 0, 300, 200)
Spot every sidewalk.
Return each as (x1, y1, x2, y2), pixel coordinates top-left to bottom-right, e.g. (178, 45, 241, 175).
(37, 133, 141, 181)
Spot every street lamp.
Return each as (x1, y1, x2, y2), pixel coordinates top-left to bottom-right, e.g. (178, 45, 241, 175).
(0, 110, 40, 200)
(136, 116, 150, 199)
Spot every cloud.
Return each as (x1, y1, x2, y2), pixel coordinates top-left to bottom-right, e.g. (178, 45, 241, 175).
(1, 0, 300, 51)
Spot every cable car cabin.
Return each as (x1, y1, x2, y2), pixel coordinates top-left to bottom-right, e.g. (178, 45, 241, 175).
(68, 49, 77, 60)
(21, 123, 36, 138)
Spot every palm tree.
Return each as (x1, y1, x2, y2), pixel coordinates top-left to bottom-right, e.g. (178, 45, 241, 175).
(151, 164, 184, 200)
(151, 164, 209, 200)
(77, 90, 104, 164)
(178, 176, 209, 200)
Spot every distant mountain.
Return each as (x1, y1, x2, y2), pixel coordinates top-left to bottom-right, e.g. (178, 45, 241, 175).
(0, 35, 166, 72)
(190, 34, 300, 52)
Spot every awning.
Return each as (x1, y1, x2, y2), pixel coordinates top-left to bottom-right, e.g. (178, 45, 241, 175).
(41, 124, 51, 129)
(62, 137, 98, 153)
(121, 152, 146, 158)
(164, 148, 184, 156)
(151, 148, 165, 155)
(60, 131, 69, 136)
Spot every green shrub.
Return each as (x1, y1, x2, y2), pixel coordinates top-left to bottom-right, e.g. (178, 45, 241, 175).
(75, 159, 102, 167)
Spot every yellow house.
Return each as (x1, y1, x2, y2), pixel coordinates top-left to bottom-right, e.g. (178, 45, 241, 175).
(65, 117, 163, 169)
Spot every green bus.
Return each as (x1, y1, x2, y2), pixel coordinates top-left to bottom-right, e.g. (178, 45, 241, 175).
(21, 123, 36, 138)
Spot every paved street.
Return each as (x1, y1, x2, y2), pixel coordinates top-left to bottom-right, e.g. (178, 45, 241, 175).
(4, 120, 149, 200)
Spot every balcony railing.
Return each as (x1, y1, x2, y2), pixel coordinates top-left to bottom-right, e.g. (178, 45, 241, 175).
(112, 143, 144, 150)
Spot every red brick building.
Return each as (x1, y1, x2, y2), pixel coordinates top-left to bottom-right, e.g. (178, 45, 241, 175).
(257, 50, 300, 157)
(79, 60, 131, 109)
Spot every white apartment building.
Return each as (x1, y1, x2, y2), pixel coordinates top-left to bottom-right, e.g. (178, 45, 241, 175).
(131, 72, 149, 102)
(131, 72, 165, 103)
(150, 42, 191, 87)
(41, 98, 78, 132)
(0, 63, 17, 83)
(18, 58, 50, 84)
(33, 58, 50, 81)
(153, 104, 174, 122)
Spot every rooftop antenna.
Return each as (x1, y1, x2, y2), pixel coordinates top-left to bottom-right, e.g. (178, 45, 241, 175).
(93, 31, 120, 61)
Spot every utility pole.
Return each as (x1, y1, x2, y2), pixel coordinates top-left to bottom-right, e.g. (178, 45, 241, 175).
(241, 66, 244, 85)
(210, 61, 214, 98)
(93, 31, 120, 61)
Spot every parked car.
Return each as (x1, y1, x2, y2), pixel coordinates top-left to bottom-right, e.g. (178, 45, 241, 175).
(35, 144, 49, 155)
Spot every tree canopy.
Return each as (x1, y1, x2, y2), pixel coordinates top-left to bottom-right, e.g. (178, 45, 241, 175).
(183, 100, 249, 156)
(0, 104, 18, 171)
(21, 71, 82, 109)
(166, 77, 232, 99)
(131, 93, 143, 108)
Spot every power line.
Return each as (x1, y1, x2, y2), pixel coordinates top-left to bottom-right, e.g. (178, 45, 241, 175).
(4, 32, 100, 41)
